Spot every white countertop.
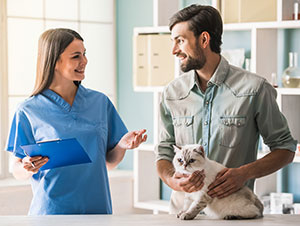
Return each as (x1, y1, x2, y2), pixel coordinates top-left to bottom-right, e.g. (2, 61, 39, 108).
(0, 214, 299, 226)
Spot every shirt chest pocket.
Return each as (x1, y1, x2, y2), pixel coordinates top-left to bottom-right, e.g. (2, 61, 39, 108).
(172, 116, 194, 146)
(219, 116, 246, 148)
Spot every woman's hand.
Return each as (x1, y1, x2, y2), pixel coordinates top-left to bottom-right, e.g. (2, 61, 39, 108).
(118, 129, 147, 149)
(12, 156, 49, 180)
(21, 156, 49, 174)
(106, 129, 147, 170)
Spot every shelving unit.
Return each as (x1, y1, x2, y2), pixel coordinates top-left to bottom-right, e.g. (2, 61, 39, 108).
(276, 88, 300, 162)
(133, 0, 300, 213)
(133, 144, 169, 214)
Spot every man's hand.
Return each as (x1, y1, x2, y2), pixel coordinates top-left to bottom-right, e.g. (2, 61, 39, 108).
(156, 160, 204, 193)
(207, 168, 247, 199)
(172, 170, 205, 193)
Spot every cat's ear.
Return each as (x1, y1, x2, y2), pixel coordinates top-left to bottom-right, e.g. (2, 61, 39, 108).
(172, 145, 181, 153)
(194, 145, 205, 158)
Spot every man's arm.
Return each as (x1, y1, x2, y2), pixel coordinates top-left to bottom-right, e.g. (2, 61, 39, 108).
(156, 159, 204, 193)
(207, 149, 294, 198)
(208, 82, 297, 199)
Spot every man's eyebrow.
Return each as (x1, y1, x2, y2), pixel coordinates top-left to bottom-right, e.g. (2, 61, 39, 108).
(171, 35, 180, 41)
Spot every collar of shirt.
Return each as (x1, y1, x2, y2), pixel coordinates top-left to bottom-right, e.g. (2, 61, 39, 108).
(208, 56, 230, 87)
(189, 56, 230, 93)
(164, 57, 230, 100)
(41, 85, 86, 112)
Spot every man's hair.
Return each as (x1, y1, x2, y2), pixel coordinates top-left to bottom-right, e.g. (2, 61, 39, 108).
(169, 4, 223, 54)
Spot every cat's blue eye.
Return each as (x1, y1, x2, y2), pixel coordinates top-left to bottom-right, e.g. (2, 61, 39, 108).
(177, 158, 183, 163)
(189, 159, 195, 163)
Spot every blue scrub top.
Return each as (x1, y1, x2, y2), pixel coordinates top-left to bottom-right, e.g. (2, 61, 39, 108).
(6, 85, 128, 215)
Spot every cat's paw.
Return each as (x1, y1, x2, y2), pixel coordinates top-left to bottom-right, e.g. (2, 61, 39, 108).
(178, 212, 196, 220)
(176, 211, 184, 218)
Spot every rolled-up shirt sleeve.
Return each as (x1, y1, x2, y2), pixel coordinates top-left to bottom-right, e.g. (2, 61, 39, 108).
(155, 91, 176, 162)
(255, 81, 297, 152)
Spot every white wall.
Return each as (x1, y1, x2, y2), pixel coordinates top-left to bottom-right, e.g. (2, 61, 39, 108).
(0, 171, 151, 215)
(0, 184, 32, 215)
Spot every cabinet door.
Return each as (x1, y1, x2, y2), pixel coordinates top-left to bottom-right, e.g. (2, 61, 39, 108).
(133, 35, 149, 86)
(221, 0, 277, 23)
(148, 34, 174, 86)
(240, 0, 277, 22)
(221, 0, 239, 23)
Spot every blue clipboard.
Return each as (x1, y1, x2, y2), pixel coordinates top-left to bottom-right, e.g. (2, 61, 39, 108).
(20, 138, 92, 170)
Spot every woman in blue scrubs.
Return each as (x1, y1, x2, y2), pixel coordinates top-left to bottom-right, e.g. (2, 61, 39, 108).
(6, 28, 147, 215)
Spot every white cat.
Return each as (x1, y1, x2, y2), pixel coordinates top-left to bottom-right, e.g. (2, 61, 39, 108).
(173, 144, 264, 220)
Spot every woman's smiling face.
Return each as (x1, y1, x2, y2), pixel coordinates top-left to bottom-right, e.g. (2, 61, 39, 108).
(54, 38, 88, 82)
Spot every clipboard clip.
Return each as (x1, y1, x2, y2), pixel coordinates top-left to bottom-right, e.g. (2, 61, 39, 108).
(36, 138, 61, 144)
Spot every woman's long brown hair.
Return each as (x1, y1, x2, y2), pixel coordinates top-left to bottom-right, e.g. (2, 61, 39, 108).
(31, 28, 83, 96)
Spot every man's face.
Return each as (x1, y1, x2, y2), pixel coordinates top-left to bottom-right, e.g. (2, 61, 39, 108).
(171, 21, 206, 72)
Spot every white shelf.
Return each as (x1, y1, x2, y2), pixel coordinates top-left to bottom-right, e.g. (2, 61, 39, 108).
(135, 143, 156, 152)
(224, 20, 300, 31)
(258, 152, 300, 163)
(276, 88, 300, 95)
(294, 155, 300, 163)
(0, 178, 30, 188)
(133, 26, 169, 35)
(108, 169, 133, 179)
(134, 200, 169, 213)
(134, 86, 164, 93)
(134, 20, 300, 35)
(134, 143, 165, 213)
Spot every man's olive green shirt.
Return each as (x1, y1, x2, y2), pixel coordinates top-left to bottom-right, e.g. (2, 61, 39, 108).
(155, 57, 297, 189)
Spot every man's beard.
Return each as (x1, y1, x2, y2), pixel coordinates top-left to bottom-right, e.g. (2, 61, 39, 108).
(180, 45, 206, 72)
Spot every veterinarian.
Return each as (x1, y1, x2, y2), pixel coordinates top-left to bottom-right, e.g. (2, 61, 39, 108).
(155, 4, 297, 214)
(6, 28, 147, 215)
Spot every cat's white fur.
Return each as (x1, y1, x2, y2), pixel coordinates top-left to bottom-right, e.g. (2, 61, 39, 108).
(173, 144, 264, 220)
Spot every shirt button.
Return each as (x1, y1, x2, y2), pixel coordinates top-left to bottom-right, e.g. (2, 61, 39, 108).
(205, 101, 209, 105)
(203, 142, 207, 146)
(204, 121, 208, 125)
